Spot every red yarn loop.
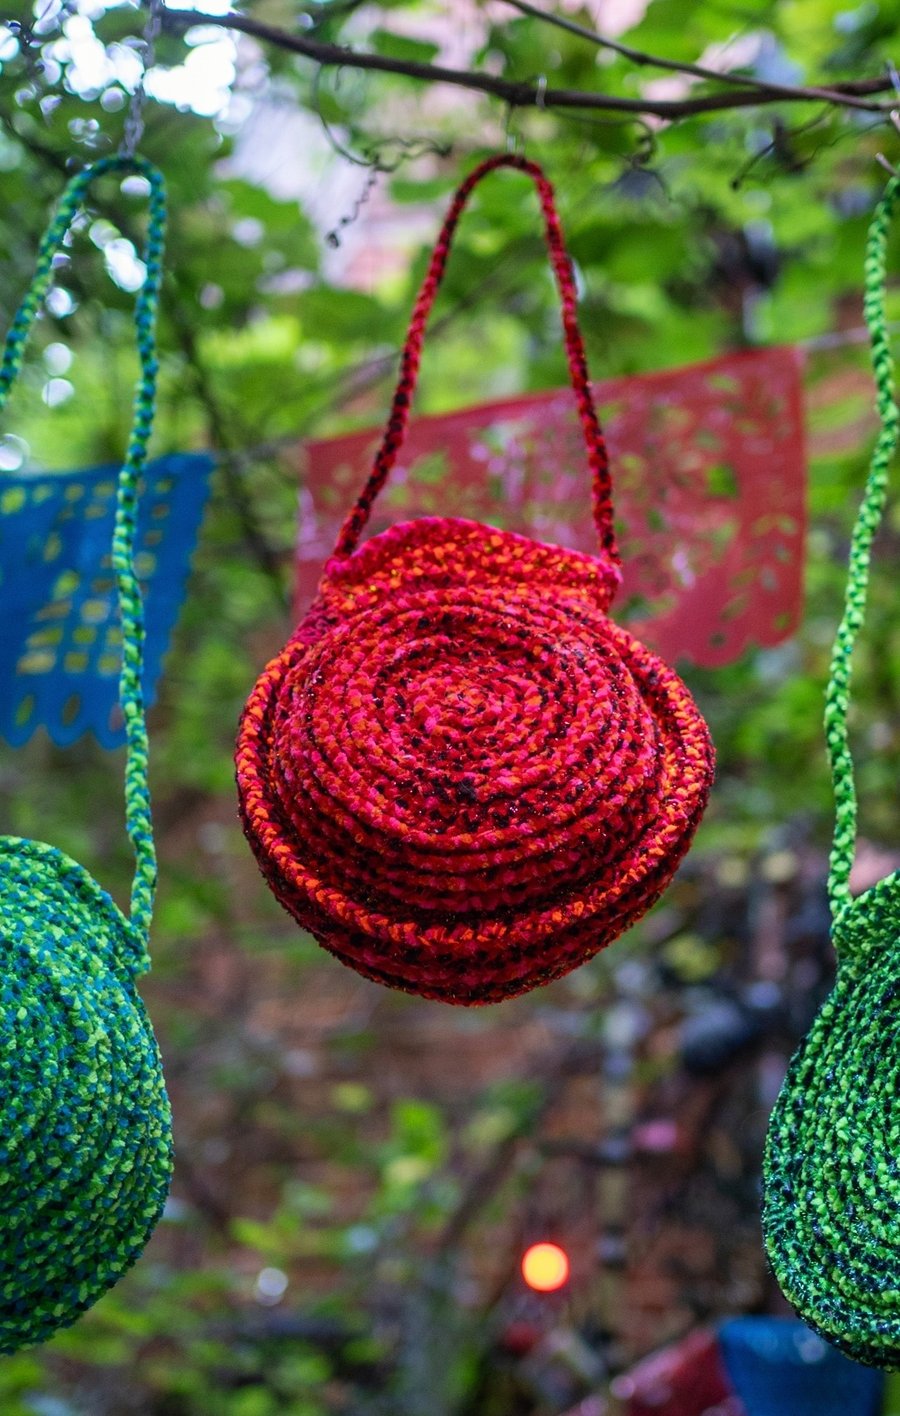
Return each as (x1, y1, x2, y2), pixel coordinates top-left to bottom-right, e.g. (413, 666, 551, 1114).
(333, 154, 618, 566)
(236, 157, 714, 1006)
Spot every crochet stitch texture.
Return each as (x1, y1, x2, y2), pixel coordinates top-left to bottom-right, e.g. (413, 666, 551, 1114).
(762, 173, 900, 1367)
(236, 155, 715, 1005)
(0, 157, 172, 1351)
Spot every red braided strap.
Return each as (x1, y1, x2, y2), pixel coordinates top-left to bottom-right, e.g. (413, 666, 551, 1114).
(332, 153, 618, 564)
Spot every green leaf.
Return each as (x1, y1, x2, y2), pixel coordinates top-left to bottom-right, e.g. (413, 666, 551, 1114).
(368, 29, 441, 64)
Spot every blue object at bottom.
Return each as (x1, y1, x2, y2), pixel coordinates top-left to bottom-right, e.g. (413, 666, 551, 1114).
(718, 1316, 884, 1416)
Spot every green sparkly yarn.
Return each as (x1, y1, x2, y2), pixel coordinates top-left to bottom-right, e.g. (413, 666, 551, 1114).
(762, 172, 900, 1369)
(0, 156, 173, 1352)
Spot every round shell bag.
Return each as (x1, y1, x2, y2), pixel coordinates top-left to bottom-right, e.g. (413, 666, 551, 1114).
(0, 157, 172, 1351)
(236, 154, 715, 1005)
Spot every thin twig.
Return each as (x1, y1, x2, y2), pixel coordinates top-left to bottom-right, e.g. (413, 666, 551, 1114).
(498, 0, 885, 111)
(162, 7, 894, 119)
(166, 284, 290, 611)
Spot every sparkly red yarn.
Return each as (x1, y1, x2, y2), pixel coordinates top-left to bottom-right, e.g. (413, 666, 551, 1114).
(236, 155, 714, 1005)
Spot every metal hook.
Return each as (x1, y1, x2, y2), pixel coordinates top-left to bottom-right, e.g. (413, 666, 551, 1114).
(875, 92, 900, 177)
(505, 103, 523, 155)
(875, 107, 900, 177)
(504, 75, 546, 154)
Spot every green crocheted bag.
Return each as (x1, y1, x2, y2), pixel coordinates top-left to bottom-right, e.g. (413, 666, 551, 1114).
(0, 156, 173, 1352)
(762, 173, 900, 1368)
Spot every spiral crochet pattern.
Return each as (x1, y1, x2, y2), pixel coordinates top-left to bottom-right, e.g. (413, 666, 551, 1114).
(762, 173, 900, 1367)
(0, 842, 171, 1351)
(0, 157, 172, 1352)
(237, 155, 714, 1005)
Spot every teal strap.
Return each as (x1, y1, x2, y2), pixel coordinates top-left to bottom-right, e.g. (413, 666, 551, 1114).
(0, 155, 166, 946)
(825, 173, 900, 920)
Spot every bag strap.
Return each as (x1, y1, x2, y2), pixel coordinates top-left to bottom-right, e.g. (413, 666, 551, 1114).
(0, 154, 166, 950)
(332, 153, 619, 567)
(825, 172, 900, 921)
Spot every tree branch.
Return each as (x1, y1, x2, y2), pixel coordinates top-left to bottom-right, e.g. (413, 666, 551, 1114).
(164, 6, 894, 118)
(499, 0, 887, 109)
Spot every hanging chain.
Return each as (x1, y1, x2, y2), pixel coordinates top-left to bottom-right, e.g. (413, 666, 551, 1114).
(120, 0, 164, 158)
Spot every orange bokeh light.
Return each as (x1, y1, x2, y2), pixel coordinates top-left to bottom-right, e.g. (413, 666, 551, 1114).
(521, 1242, 570, 1292)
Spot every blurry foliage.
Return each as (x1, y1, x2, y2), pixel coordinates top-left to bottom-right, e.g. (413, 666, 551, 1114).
(1, 0, 900, 1411)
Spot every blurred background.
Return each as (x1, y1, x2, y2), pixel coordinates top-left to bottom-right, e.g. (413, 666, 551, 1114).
(2, 0, 900, 1411)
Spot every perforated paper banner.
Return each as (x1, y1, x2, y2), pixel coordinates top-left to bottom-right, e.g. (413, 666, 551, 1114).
(297, 347, 806, 667)
(0, 452, 212, 748)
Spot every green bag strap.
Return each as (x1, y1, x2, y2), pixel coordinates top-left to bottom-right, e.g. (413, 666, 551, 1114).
(0, 154, 166, 948)
(825, 172, 900, 923)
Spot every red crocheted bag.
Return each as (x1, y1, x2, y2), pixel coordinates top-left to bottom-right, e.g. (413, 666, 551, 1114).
(236, 154, 714, 1005)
